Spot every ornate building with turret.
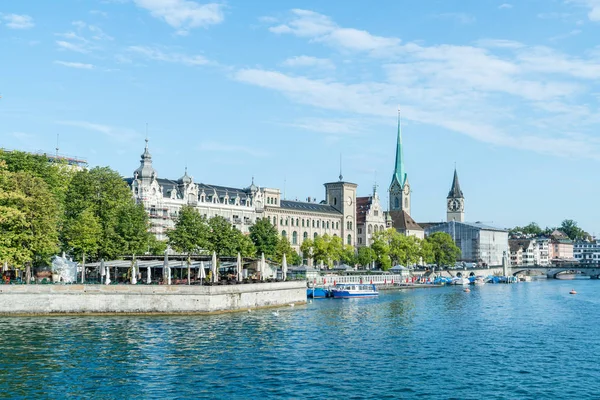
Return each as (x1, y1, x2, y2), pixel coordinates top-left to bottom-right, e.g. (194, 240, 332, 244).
(127, 140, 357, 254)
(387, 110, 424, 239)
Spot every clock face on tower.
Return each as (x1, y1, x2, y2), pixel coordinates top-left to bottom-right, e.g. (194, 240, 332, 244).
(448, 199, 461, 212)
(346, 196, 353, 206)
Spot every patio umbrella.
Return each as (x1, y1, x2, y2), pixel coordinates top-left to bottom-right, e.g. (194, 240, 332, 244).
(212, 251, 218, 283)
(100, 259, 105, 277)
(105, 263, 111, 285)
(261, 253, 266, 281)
(2, 261, 7, 273)
(164, 252, 171, 285)
(131, 259, 137, 285)
(237, 252, 243, 282)
(147, 264, 151, 284)
(199, 260, 206, 283)
(282, 253, 288, 281)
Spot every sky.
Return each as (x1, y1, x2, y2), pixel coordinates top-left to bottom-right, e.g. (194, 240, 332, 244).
(1, 0, 600, 234)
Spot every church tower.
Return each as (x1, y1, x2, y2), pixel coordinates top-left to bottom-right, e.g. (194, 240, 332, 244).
(389, 109, 411, 216)
(447, 168, 465, 222)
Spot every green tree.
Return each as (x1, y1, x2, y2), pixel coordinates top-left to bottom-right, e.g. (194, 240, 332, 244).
(560, 219, 588, 241)
(0, 162, 29, 268)
(419, 239, 435, 265)
(398, 235, 422, 267)
(249, 218, 279, 259)
(357, 246, 375, 268)
(233, 229, 256, 258)
(64, 167, 137, 259)
(63, 207, 101, 281)
(426, 232, 461, 268)
(300, 238, 314, 265)
(274, 236, 301, 265)
(168, 206, 209, 283)
(340, 244, 357, 266)
(147, 237, 168, 256)
(116, 202, 152, 256)
(371, 230, 392, 270)
(207, 216, 238, 256)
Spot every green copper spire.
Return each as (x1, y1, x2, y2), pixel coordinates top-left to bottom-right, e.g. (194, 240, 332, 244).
(390, 108, 406, 188)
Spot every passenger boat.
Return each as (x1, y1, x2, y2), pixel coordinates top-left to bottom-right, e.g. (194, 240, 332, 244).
(307, 284, 330, 299)
(331, 283, 379, 299)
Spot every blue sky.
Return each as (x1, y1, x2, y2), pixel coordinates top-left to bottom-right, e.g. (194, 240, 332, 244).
(2, 0, 600, 234)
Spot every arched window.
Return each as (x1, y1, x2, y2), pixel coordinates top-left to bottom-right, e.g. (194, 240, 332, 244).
(314, 232, 318, 239)
(296, 218, 299, 226)
(303, 232, 308, 240)
(292, 231, 298, 245)
(312, 220, 315, 228)
(282, 230, 287, 238)
(347, 234, 352, 245)
(336, 222, 339, 230)
(326, 221, 330, 229)
(374, 225, 378, 233)
(368, 225, 372, 234)
(394, 197, 399, 209)
(291, 218, 294, 226)
(334, 197, 337, 205)
(380, 225, 384, 231)
(302, 219, 305, 227)
(280, 218, 283, 226)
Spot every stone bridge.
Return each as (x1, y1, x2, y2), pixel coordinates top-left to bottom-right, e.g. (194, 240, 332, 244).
(414, 264, 600, 279)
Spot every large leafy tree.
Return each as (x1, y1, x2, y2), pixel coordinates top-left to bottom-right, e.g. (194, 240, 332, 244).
(0, 162, 29, 268)
(168, 206, 209, 283)
(63, 207, 102, 281)
(426, 232, 461, 268)
(357, 246, 375, 268)
(300, 238, 314, 265)
(232, 229, 256, 258)
(274, 236, 301, 265)
(340, 245, 357, 266)
(249, 218, 279, 259)
(560, 219, 588, 241)
(64, 167, 137, 259)
(207, 215, 238, 256)
(116, 202, 152, 256)
(371, 229, 393, 270)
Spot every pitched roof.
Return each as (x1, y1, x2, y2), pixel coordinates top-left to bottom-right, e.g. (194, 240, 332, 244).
(279, 200, 342, 215)
(356, 196, 372, 225)
(509, 239, 532, 253)
(389, 210, 423, 231)
(448, 169, 464, 198)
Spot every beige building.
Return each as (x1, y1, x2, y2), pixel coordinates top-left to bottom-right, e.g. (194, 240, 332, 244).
(356, 186, 387, 247)
(549, 230, 574, 262)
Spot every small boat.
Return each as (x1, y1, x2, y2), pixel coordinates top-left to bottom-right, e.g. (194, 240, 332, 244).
(306, 285, 330, 299)
(450, 277, 470, 285)
(331, 283, 378, 299)
(473, 277, 486, 285)
(570, 289, 577, 295)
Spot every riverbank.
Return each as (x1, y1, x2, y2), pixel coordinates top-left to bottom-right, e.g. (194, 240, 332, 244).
(0, 281, 306, 316)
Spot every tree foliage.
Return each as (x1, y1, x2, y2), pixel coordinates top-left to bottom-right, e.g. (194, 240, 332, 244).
(63, 207, 101, 261)
(425, 232, 461, 268)
(167, 205, 208, 255)
(249, 218, 278, 259)
(274, 236, 301, 265)
(560, 219, 588, 241)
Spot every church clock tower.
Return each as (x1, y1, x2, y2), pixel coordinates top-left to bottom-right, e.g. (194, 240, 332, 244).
(389, 109, 411, 216)
(447, 168, 464, 222)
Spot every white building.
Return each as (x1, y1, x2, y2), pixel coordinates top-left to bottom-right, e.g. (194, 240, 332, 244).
(574, 240, 600, 266)
(425, 221, 509, 266)
(127, 140, 357, 254)
(356, 186, 387, 247)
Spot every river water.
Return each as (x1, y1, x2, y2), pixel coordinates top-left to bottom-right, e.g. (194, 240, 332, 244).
(1, 279, 599, 399)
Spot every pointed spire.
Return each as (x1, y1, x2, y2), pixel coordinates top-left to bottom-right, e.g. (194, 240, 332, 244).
(390, 107, 406, 188)
(134, 138, 156, 180)
(448, 168, 464, 198)
(339, 153, 343, 181)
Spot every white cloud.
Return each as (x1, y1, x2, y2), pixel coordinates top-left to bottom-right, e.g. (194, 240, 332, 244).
(54, 60, 95, 69)
(281, 55, 334, 69)
(567, 0, 600, 21)
(1, 14, 34, 29)
(284, 118, 364, 135)
(197, 141, 268, 157)
(132, 0, 224, 35)
(128, 45, 209, 65)
(498, 3, 513, 9)
(268, 9, 400, 54)
(90, 10, 108, 17)
(56, 40, 89, 53)
(56, 121, 141, 143)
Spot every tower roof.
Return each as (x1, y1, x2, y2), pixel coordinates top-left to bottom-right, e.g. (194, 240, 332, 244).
(390, 108, 407, 188)
(134, 138, 156, 180)
(448, 169, 464, 198)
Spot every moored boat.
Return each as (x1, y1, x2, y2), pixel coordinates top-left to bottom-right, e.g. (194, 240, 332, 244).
(331, 283, 378, 298)
(307, 285, 330, 299)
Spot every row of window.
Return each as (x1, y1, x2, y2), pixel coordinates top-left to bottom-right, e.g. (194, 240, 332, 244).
(357, 224, 386, 235)
(281, 230, 352, 245)
(266, 197, 278, 205)
(269, 216, 341, 230)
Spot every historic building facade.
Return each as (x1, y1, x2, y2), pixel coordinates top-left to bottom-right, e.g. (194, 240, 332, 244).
(127, 140, 357, 253)
(356, 186, 387, 247)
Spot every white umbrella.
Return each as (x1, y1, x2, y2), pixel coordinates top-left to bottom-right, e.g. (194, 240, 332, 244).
(147, 264, 151, 284)
(2, 261, 7, 273)
(199, 260, 206, 283)
(261, 253, 266, 281)
(237, 252, 243, 282)
(282, 253, 288, 281)
(131, 259, 137, 285)
(212, 251, 218, 283)
(105, 263, 111, 285)
(100, 259, 105, 277)
(164, 252, 171, 285)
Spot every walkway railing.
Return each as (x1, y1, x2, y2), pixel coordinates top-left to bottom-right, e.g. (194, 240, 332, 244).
(309, 275, 409, 285)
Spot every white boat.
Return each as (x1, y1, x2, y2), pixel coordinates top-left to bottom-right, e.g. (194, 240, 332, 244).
(331, 283, 379, 298)
(473, 277, 486, 285)
(450, 277, 470, 285)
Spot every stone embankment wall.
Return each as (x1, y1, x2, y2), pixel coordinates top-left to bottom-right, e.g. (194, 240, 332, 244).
(0, 282, 306, 315)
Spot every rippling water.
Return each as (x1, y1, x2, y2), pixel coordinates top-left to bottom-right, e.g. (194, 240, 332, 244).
(2, 280, 599, 399)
